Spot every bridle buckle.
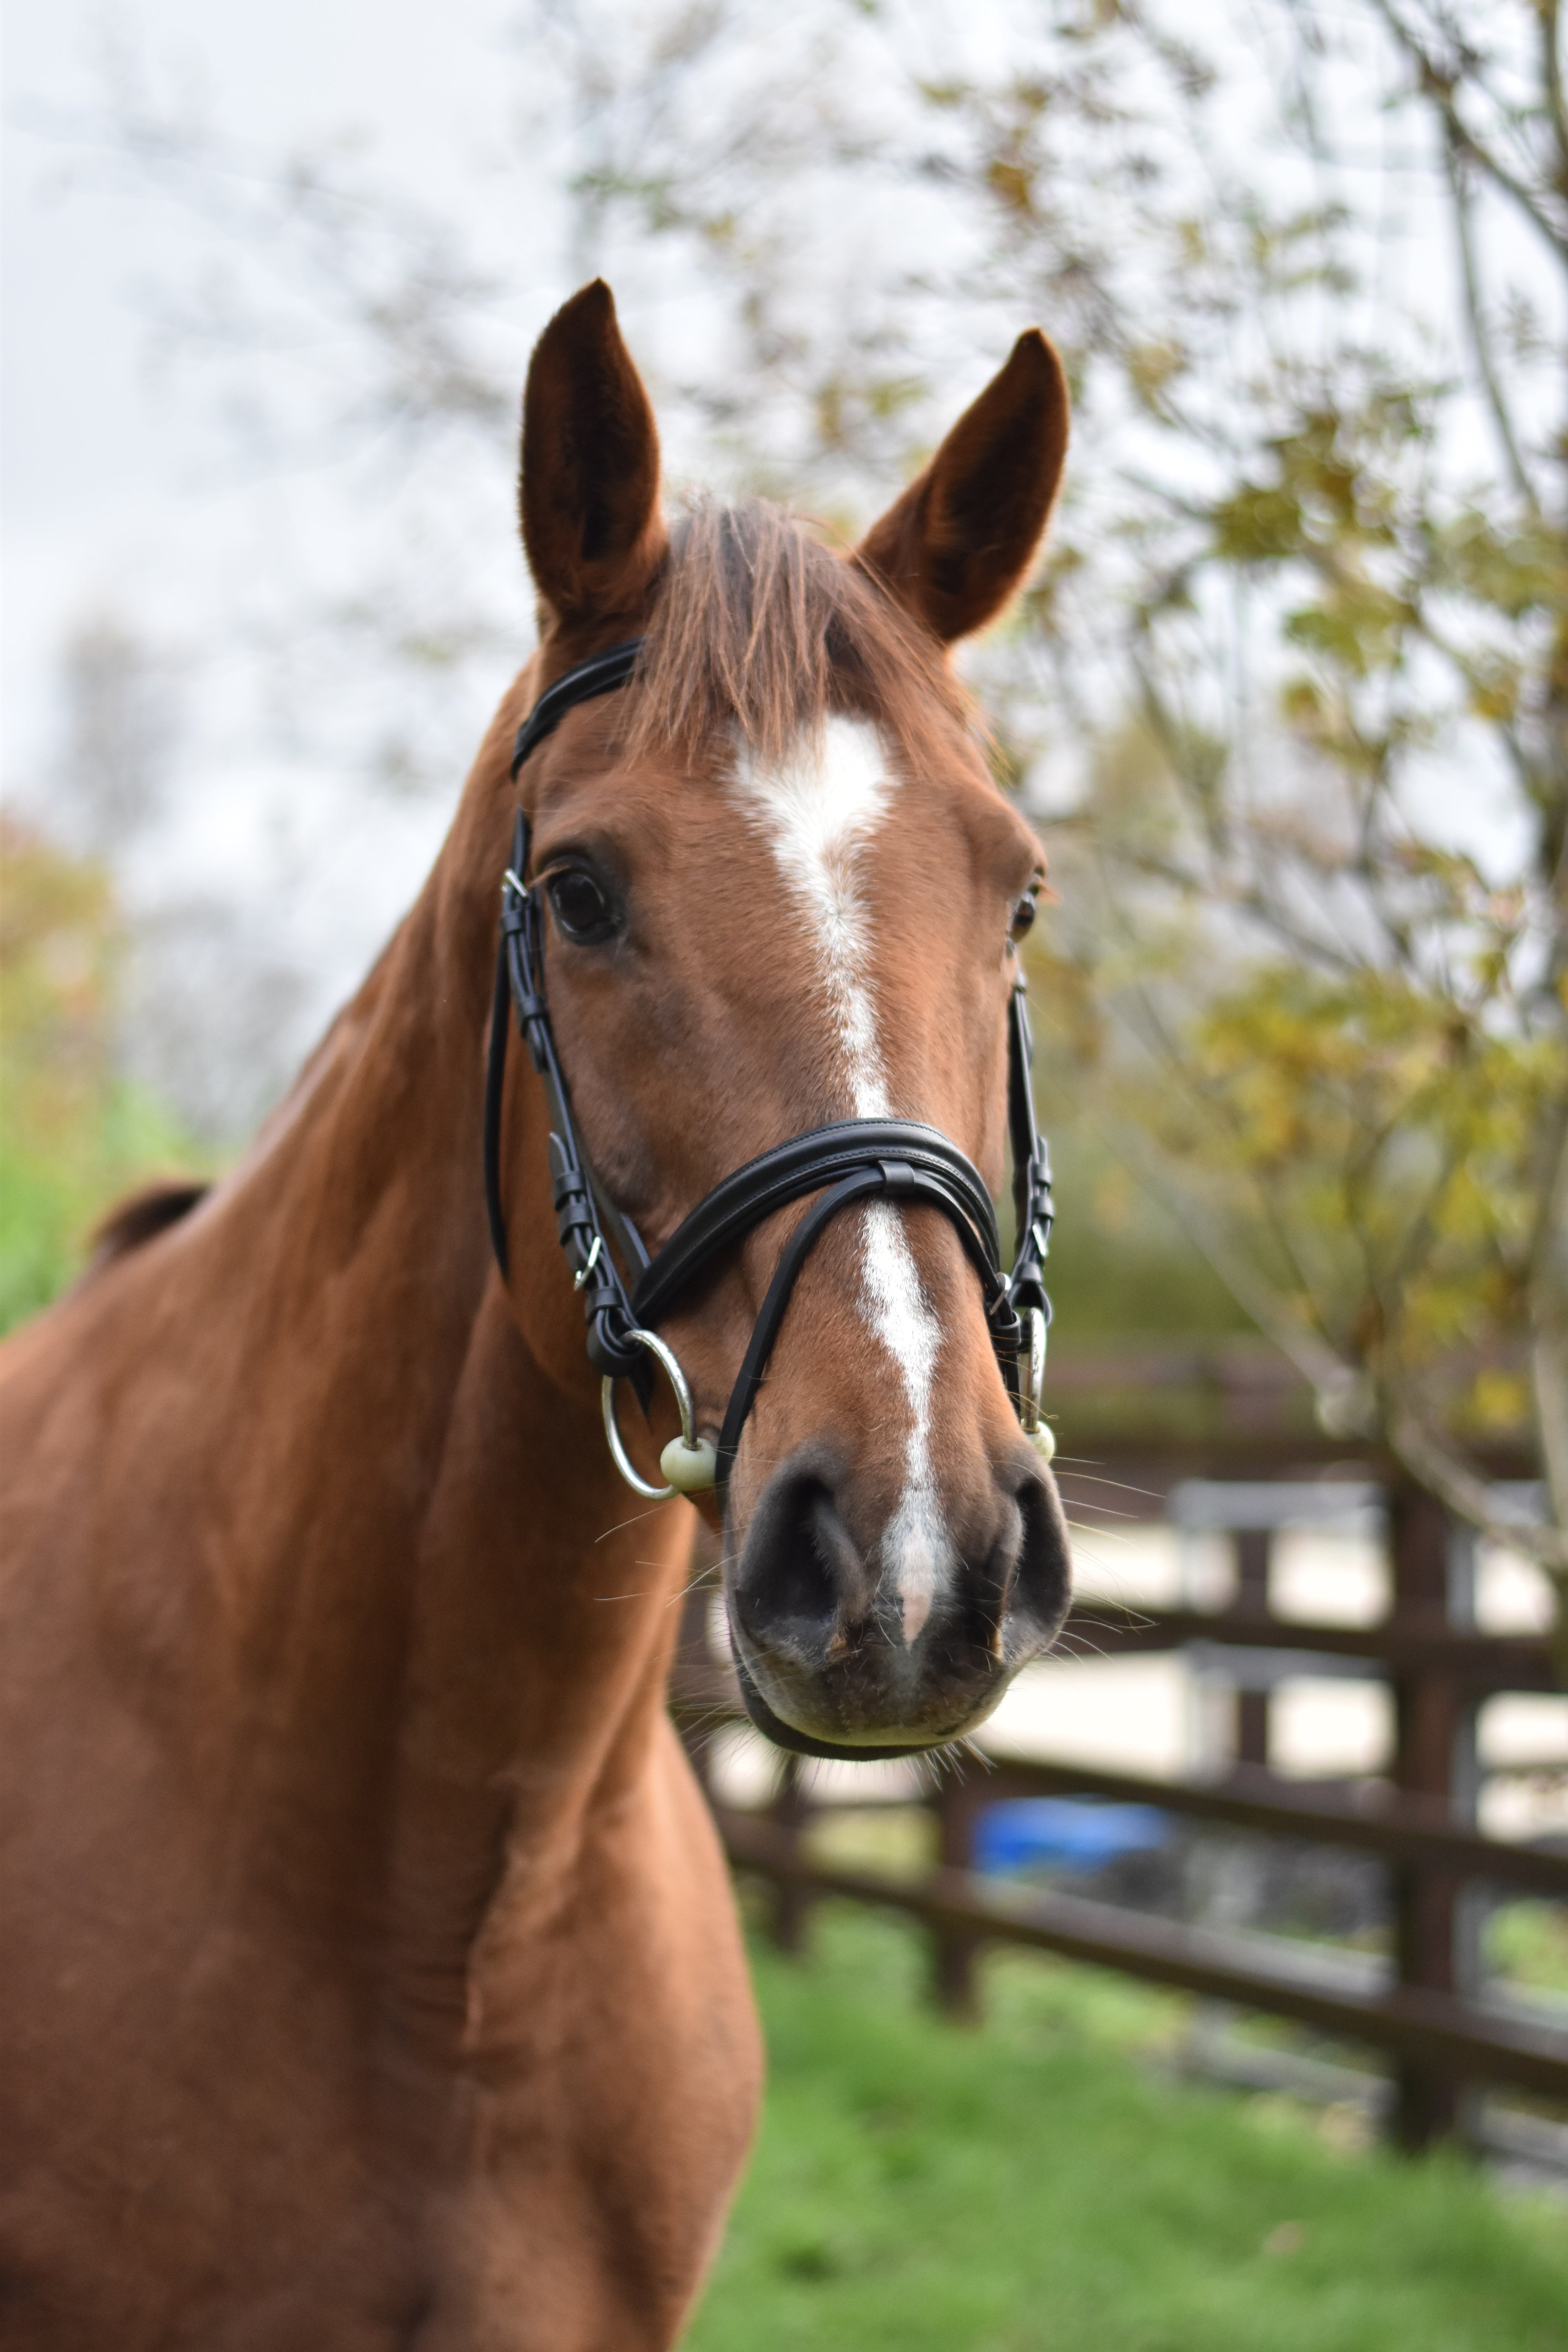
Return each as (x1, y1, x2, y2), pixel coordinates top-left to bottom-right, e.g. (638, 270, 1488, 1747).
(571, 1234, 603, 1292)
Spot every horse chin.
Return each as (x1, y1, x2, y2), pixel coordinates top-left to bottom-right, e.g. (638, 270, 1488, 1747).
(729, 1642, 1006, 1765)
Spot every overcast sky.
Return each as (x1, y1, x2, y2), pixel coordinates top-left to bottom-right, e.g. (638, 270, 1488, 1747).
(3, 0, 569, 1048)
(3, 0, 967, 1020)
(5, 0, 537, 709)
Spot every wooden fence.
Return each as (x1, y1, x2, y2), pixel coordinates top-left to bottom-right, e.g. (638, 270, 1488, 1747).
(670, 1381, 1567, 2156)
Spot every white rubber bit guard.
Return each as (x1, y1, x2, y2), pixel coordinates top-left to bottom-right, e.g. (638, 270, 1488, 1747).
(659, 1435, 719, 1494)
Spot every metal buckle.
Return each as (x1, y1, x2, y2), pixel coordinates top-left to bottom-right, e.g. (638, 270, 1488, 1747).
(1018, 1305, 1054, 1462)
(1020, 1305, 1045, 1433)
(572, 1234, 604, 1292)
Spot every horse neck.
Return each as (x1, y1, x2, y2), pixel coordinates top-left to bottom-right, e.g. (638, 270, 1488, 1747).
(178, 697, 689, 1940)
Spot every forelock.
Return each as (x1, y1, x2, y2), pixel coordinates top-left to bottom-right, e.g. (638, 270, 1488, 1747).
(626, 498, 969, 770)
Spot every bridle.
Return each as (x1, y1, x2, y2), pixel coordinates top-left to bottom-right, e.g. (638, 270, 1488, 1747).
(483, 638, 1055, 1503)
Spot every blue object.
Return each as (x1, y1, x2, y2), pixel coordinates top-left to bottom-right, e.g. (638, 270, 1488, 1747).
(973, 1798, 1169, 1876)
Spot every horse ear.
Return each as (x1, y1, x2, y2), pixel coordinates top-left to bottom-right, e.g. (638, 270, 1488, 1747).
(519, 281, 667, 628)
(857, 330, 1069, 645)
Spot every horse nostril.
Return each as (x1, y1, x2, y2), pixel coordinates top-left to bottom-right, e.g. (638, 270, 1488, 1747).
(734, 1469, 873, 1660)
(735, 1444, 1071, 1702)
(1011, 1463, 1073, 1637)
(947, 1466, 1070, 1661)
(961, 1490, 1025, 1656)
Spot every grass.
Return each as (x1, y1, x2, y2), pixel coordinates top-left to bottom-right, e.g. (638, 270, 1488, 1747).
(684, 1902, 1568, 2352)
(1490, 1902, 1568, 2000)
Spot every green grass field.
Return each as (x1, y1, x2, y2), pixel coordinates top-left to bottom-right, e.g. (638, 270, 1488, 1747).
(685, 1903, 1568, 2352)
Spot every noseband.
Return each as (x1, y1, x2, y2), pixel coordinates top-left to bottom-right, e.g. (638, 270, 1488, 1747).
(482, 639, 1055, 1500)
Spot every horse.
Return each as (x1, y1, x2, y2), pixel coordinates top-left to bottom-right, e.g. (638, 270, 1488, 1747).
(0, 280, 1072, 2348)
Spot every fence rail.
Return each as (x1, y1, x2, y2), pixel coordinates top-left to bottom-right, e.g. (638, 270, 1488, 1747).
(716, 1809, 1568, 2108)
(891, 1753, 1568, 1899)
(1058, 1606, 1557, 1690)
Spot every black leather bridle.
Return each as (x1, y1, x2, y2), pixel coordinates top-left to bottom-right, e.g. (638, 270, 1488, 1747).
(482, 638, 1054, 1500)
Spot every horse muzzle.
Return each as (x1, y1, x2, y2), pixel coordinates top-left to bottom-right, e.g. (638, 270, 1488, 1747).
(723, 1437, 1071, 1761)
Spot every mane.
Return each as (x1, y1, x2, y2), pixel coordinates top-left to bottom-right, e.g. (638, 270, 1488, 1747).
(628, 499, 969, 768)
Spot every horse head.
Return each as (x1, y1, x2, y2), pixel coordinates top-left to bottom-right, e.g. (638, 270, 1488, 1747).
(492, 280, 1074, 1760)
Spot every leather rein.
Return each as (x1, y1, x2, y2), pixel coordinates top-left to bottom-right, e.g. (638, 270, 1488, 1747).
(482, 638, 1055, 1501)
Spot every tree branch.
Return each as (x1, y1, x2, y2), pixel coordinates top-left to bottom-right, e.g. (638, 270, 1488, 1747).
(1106, 976, 1360, 1350)
(1096, 1116, 1368, 1411)
(1369, 0, 1568, 263)
(1443, 122, 1542, 512)
(1389, 1404, 1568, 1575)
(1544, 0, 1568, 182)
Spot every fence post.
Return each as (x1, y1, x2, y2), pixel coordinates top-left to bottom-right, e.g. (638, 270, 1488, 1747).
(931, 1768, 984, 2019)
(1387, 1479, 1480, 2152)
(1232, 1525, 1274, 1770)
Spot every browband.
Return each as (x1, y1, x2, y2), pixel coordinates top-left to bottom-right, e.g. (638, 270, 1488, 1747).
(483, 638, 1054, 1492)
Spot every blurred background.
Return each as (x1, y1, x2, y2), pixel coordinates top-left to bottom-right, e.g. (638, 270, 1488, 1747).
(4, 1, 1568, 2343)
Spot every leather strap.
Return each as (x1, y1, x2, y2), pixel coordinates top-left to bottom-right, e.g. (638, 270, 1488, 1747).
(485, 645, 654, 1399)
(630, 1118, 1016, 1486)
(1004, 974, 1054, 1326)
(632, 1119, 1002, 1325)
(510, 638, 644, 775)
(708, 1159, 1009, 1485)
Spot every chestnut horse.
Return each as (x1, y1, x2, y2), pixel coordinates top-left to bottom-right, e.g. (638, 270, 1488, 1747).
(0, 283, 1071, 2347)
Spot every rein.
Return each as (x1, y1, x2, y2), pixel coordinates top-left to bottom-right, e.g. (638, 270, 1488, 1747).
(483, 639, 1055, 1501)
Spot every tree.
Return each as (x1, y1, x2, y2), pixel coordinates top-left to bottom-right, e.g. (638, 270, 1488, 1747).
(0, 819, 196, 1329)
(51, 611, 180, 855)
(81, 0, 1567, 1588)
(952, 0, 1568, 1586)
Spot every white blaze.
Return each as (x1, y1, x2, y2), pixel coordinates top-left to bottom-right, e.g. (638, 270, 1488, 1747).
(732, 716, 951, 1642)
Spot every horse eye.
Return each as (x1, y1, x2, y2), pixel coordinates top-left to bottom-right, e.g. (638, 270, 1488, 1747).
(1010, 889, 1038, 941)
(547, 869, 617, 943)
